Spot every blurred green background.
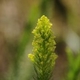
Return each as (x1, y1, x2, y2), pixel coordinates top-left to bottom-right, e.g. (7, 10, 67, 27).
(0, 0, 80, 80)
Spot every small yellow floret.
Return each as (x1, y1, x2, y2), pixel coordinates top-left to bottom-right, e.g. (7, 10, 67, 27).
(28, 54, 34, 62)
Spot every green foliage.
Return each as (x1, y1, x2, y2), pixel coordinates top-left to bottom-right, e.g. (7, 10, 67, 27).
(28, 15, 57, 80)
(66, 48, 80, 80)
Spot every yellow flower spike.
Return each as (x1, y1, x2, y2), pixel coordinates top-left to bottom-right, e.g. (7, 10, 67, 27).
(28, 15, 58, 80)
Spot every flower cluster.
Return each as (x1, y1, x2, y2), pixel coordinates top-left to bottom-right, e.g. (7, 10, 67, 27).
(28, 15, 57, 80)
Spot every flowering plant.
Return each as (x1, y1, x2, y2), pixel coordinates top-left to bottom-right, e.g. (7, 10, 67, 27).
(28, 15, 57, 80)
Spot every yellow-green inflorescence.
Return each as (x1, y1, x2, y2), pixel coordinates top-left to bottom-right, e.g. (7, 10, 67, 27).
(28, 15, 57, 80)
